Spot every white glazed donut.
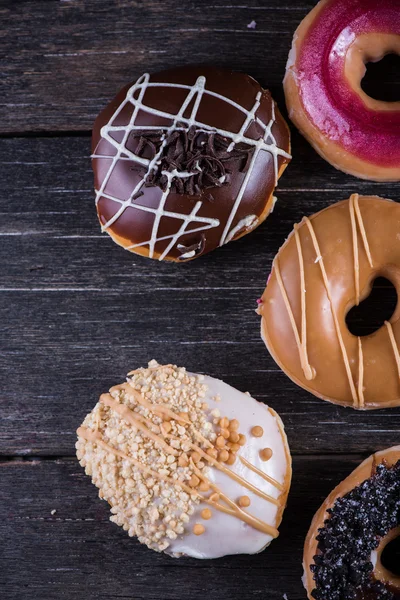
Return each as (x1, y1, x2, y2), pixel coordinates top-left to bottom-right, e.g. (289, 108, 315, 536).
(76, 361, 292, 558)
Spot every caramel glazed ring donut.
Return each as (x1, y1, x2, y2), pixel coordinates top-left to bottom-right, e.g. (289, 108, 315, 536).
(303, 446, 400, 600)
(284, 0, 400, 182)
(76, 361, 292, 558)
(259, 195, 400, 410)
(92, 65, 291, 262)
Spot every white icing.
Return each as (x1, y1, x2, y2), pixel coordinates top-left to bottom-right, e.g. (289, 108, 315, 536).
(92, 72, 291, 258)
(168, 374, 290, 559)
(224, 214, 258, 244)
(178, 249, 196, 259)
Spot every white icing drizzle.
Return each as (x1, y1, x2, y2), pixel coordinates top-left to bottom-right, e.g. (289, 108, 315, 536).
(92, 73, 291, 259)
(224, 214, 258, 244)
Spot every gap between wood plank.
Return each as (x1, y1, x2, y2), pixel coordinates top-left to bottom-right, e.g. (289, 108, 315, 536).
(0, 130, 92, 139)
(0, 452, 374, 462)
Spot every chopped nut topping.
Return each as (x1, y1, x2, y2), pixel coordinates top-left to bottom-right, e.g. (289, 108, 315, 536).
(219, 417, 229, 429)
(216, 436, 226, 448)
(229, 419, 240, 431)
(226, 453, 236, 466)
(218, 449, 229, 463)
(199, 481, 210, 492)
(189, 475, 200, 488)
(76, 362, 217, 554)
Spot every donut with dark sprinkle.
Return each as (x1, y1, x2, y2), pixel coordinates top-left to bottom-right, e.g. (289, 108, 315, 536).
(311, 460, 400, 600)
(132, 126, 254, 196)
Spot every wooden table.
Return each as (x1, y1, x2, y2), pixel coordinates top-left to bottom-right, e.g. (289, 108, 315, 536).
(1, 1, 399, 599)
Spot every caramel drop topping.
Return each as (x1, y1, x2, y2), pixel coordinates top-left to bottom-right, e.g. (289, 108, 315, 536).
(201, 508, 212, 520)
(260, 447, 273, 461)
(193, 524, 206, 536)
(251, 426, 264, 438)
(238, 495, 251, 508)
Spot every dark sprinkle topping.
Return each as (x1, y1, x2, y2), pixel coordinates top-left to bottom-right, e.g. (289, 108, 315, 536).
(132, 125, 254, 196)
(311, 460, 400, 600)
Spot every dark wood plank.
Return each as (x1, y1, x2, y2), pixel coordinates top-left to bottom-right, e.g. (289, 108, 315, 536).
(0, 454, 368, 600)
(1, 0, 314, 133)
(0, 135, 400, 456)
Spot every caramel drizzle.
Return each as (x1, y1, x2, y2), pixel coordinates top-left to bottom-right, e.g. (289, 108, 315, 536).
(184, 440, 280, 506)
(122, 382, 213, 449)
(304, 217, 359, 406)
(112, 382, 191, 425)
(77, 426, 278, 535)
(77, 425, 279, 539)
(349, 194, 374, 306)
(100, 393, 178, 456)
(90, 388, 284, 535)
(294, 224, 314, 380)
(349, 194, 360, 305)
(352, 194, 373, 269)
(358, 337, 365, 409)
(385, 321, 400, 380)
(274, 248, 314, 381)
(239, 456, 284, 492)
(190, 461, 278, 537)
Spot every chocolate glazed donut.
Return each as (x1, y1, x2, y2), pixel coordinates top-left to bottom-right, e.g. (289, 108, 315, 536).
(303, 446, 400, 600)
(259, 195, 400, 409)
(92, 66, 291, 261)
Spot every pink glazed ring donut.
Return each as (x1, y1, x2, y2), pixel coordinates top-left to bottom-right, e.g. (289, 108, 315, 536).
(284, 0, 400, 182)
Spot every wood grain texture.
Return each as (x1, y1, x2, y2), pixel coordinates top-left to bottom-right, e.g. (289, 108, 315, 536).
(0, 134, 399, 455)
(0, 0, 313, 133)
(0, 455, 369, 600)
(1, 1, 400, 598)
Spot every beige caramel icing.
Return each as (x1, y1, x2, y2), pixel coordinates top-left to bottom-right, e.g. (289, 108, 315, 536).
(259, 195, 400, 409)
(76, 362, 291, 558)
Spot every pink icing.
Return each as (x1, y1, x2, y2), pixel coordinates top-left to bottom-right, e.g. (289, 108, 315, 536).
(296, 0, 400, 167)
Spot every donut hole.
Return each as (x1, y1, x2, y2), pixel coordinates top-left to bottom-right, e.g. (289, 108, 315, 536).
(346, 277, 398, 336)
(381, 534, 400, 577)
(361, 54, 400, 103)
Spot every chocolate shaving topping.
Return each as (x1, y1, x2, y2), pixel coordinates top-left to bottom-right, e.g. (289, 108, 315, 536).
(310, 460, 400, 600)
(177, 234, 206, 259)
(132, 125, 254, 196)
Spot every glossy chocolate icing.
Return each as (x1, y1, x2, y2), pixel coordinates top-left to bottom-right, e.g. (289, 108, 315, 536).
(92, 66, 291, 261)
